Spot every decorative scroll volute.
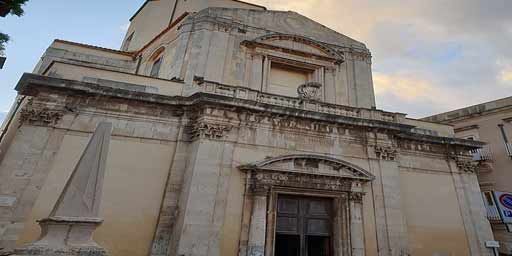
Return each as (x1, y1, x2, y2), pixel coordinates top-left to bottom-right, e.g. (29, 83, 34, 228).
(297, 82, 322, 100)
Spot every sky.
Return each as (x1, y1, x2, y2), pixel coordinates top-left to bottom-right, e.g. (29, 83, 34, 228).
(1, 0, 511, 124)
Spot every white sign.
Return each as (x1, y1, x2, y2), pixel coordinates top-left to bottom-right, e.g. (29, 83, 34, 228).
(493, 191, 512, 224)
(0, 196, 16, 207)
(485, 240, 500, 248)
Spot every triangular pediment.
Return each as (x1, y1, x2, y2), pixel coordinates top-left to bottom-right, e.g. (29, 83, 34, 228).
(199, 8, 367, 49)
(240, 154, 374, 181)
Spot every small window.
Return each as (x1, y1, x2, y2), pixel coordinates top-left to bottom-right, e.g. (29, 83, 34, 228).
(150, 57, 163, 78)
(122, 32, 134, 51)
(465, 136, 475, 141)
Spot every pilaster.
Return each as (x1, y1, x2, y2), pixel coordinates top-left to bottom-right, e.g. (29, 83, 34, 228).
(246, 184, 269, 256)
(370, 145, 408, 256)
(448, 157, 495, 256)
(174, 119, 234, 256)
(350, 191, 366, 256)
(249, 54, 264, 91)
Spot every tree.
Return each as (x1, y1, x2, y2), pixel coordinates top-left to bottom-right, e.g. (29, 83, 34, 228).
(0, 0, 29, 56)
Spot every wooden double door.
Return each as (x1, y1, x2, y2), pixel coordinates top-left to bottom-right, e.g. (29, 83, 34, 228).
(275, 195, 333, 256)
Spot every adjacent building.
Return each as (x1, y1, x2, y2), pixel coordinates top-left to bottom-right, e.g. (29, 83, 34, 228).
(424, 96, 512, 255)
(0, 0, 498, 255)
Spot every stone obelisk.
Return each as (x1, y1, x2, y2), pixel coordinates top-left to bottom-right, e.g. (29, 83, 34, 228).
(15, 122, 113, 256)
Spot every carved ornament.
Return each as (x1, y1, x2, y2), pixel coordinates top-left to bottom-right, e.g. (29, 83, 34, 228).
(455, 158, 477, 173)
(374, 145, 399, 161)
(188, 120, 232, 140)
(241, 154, 375, 181)
(297, 82, 322, 100)
(349, 192, 365, 203)
(247, 169, 353, 193)
(20, 106, 63, 126)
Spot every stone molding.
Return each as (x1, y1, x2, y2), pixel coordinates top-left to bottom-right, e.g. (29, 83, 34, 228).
(187, 119, 232, 140)
(247, 169, 354, 193)
(242, 154, 374, 195)
(16, 74, 486, 152)
(374, 145, 399, 161)
(241, 154, 375, 181)
(242, 33, 345, 64)
(197, 79, 403, 124)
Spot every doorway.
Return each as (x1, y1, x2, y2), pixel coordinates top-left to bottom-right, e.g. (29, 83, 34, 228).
(275, 195, 333, 256)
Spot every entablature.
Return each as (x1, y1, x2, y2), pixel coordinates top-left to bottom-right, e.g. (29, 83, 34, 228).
(15, 73, 484, 153)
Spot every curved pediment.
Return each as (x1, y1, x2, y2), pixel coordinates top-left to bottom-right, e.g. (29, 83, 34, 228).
(243, 33, 344, 64)
(240, 154, 374, 181)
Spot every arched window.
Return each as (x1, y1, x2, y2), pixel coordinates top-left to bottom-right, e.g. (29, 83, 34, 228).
(148, 47, 165, 78)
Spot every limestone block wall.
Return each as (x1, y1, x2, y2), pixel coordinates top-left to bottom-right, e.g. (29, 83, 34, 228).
(133, 8, 376, 108)
(123, 0, 176, 52)
(33, 40, 137, 76)
(163, 104, 494, 256)
(1, 75, 495, 256)
(0, 91, 187, 256)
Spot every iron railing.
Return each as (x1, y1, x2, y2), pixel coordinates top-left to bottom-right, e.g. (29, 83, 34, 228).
(470, 146, 493, 161)
(482, 192, 502, 222)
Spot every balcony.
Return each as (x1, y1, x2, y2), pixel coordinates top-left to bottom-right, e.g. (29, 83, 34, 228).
(470, 146, 493, 161)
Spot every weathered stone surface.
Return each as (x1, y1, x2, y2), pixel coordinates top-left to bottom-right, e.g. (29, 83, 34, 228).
(0, 1, 497, 256)
(51, 122, 112, 219)
(11, 123, 112, 256)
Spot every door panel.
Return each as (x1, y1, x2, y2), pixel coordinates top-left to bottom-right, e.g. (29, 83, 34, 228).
(276, 195, 333, 256)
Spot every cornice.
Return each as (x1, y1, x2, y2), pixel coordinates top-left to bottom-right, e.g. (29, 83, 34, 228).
(15, 73, 482, 150)
(396, 132, 485, 148)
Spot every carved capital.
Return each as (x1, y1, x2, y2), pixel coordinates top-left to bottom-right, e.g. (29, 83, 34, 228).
(187, 120, 232, 140)
(349, 192, 365, 203)
(374, 145, 399, 161)
(350, 51, 372, 64)
(20, 105, 63, 126)
(248, 183, 272, 196)
(454, 158, 477, 173)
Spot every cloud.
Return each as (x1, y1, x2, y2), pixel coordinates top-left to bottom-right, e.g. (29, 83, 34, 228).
(373, 73, 436, 102)
(501, 70, 512, 83)
(251, 0, 512, 117)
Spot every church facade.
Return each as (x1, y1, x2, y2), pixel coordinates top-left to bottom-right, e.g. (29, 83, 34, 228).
(0, 1, 497, 255)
